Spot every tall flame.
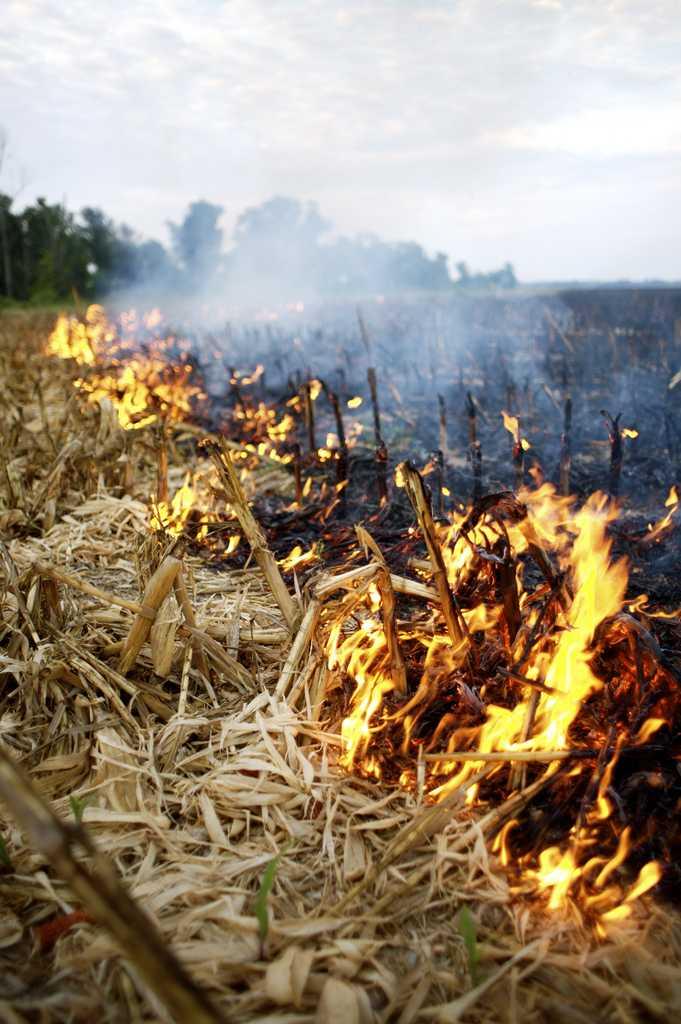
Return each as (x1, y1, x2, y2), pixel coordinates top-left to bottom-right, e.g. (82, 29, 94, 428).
(331, 482, 662, 928)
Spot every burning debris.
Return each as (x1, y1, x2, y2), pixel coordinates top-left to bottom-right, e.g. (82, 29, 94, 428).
(326, 478, 679, 932)
(35, 304, 681, 917)
(1, 294, 681, 1021)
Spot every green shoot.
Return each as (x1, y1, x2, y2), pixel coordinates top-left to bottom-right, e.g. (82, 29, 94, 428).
(253, 845, 288, 951)
(457, 905, 480, 985)
(69, 794, 91, 825)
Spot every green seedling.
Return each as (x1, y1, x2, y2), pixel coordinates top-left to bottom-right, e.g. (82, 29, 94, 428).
(253, 845, 289, 953)
(457, 905, 480, 985)
(69, 794, 91, 825)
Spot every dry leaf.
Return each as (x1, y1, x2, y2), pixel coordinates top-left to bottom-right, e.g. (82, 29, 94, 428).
(343, 827, 367, 882)
(0, 910, 22, 949)
(150, 592, 180, 676)
(316, 977, 361, 1024)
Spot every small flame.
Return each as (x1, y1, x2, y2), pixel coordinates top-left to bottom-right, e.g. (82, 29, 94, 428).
(279, 543, 321, 572)
(501, 410, 531, 450)
(644, 485, 679, 543)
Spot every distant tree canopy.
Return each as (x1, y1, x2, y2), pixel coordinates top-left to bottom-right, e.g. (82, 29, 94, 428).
(168, 200, 223, 283)
(0, 186, 517, 303)
(225, 197, 472, 298)
(227, 197, 330, 294)
(455, 260, 517, 290)
(0, 195, 177, 302)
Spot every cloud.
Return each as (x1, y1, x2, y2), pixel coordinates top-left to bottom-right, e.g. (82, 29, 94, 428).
(0, 0, 680, 280)
(492, 104, 681, 157)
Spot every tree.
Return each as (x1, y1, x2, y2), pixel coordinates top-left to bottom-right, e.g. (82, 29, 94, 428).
(0, 192, 16, 298)
(0, 129, 20, 298)
(26, 199, 90, 300)
(227, 197, 330, 296)
(131, 239, 175, 284)
(168, 201, 223, 282)
(455, 260, 517, 291)
(234, 196, 329, 250)
(0, 135, 513, 304)
(79, 207, 119, 290)
(455, 261, 471, 285)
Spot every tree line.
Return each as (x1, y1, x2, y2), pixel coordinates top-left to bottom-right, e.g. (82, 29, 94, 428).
(0, 187, 516, 304)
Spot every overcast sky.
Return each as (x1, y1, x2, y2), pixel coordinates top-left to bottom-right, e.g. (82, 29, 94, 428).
(1, 0, 679, 281)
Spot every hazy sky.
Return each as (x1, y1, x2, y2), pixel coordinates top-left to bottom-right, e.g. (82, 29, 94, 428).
(2, 0, 680, 281)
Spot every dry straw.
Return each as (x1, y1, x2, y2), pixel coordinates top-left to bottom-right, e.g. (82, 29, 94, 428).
(0, 310, 679, 1023)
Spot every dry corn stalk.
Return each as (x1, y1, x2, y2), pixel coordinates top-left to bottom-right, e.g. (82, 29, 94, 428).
(332, 766, 492, 914)
(425, 748, 578, 763)
(174, 568, 210, 679)
(511, 689, 541, 791)
(399, 461, 465, 649)
(206, 439, 300, 632)
(181, 623, 254, 691)
(155, 423, 169, 504)
(33, 560, 147, 617)
(275, 599, 320, 698)
(118, 553, 183, 676)
(355, 525, 407, 695)
(150, 591, 180, 676)
(0, 741, 224, 1024)
(344, 771, 553, 921)
(30, 438, 83, 517)
(314, 562, 437, 602)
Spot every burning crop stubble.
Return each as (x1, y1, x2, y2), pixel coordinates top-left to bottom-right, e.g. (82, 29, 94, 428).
(43, 297, 681, 923)
(1, 289, 681, 1021)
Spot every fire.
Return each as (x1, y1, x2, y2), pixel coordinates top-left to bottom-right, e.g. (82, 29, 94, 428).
(44, 302, 671, 933)
(279, 543, 321, 572)
(535, 846, 580, 910)
(644, 485, 679, 544)
(237, 364, 264, 386)
(329, 479, 666, 930)
(151, 472, 198, 534)
(501, 409, 531, 451)
(75, 357, 202, 430)
(46, 306, 204, 429)
(331, 610, 393, 770)
(149, 468, 234, 545)
(46, 304, 114, 364)
(534, 493, 627, 749)
(233, 401, 296, 455)
(433, 494, 627, 786)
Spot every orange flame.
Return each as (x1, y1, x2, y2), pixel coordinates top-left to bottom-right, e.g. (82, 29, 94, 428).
(46, 306, 204, 430)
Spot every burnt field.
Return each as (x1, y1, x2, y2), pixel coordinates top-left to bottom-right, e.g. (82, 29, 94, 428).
(177, 287, 681, 592)
(1, 287, 681, 1023)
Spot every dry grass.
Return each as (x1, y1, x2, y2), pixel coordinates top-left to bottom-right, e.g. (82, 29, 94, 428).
(0, 308, 680, 1024)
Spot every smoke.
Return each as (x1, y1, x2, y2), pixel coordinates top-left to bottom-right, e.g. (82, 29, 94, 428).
(103, 193, 517, 340)
(98, 193, 681, 506)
